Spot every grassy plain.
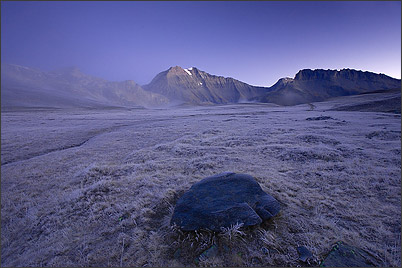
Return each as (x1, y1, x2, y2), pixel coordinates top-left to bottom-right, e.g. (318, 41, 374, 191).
(1, 95, 401, 266)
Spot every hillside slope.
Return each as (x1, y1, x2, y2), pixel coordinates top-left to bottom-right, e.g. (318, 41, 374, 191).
(1, 64, 169, 109)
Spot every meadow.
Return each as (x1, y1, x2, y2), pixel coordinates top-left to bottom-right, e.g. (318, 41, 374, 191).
(1, 96, 401, 267)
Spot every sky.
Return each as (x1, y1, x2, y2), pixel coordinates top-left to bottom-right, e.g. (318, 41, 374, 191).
(1, 1, 401, 87)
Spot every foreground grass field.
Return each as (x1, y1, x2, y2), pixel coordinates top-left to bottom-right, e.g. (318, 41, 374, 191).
(1, 98, 401, 266)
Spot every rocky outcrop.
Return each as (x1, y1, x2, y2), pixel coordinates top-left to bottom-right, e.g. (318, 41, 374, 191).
(143, 66, 269, 104)
(254, 69, 401, 106)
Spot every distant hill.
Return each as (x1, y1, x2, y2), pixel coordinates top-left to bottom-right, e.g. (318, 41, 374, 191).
(142, 66, 269, 104)
(1, 63, 169, 109)
(253, 69, 401, 106)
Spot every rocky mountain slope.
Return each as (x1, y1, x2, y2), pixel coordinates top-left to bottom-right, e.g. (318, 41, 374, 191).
(142, 66, 269, 104)
(253, 68, 401, 106)
(1, 63, 169, 109)
(1, 63, 400, 109)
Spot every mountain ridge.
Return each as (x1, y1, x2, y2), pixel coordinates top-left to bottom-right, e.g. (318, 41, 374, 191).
(255, 68, 400, 105)
(1, 63, 400, 108)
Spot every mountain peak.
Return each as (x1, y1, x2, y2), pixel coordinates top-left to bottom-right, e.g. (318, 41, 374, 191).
(168, 66, 184, 72)
(144, 65, 266, 104)
(275, 77, 294, 86)
(166, 66, 200, 77)
(166, 66, 187, 76)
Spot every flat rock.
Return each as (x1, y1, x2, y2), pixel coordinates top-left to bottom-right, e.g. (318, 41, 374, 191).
(320, 241, 378, 267)
(170, 172, 280, 231)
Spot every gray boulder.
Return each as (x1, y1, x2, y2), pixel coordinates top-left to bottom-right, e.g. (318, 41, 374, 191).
(170, 172, 280, 231)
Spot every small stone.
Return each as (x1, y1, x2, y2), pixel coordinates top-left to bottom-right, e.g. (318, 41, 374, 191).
(306, 116, 334, 121)
(173, 248, 181, 259)
(297, 246, 313, 262)
(320, 241, 378, 267)
(196, 245, 219, 263)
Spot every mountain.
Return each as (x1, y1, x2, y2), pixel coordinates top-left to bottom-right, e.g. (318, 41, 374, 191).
(1, 63, 169, 109)
(142, 66, 269, 104)
(2, 64, 400, 109)
(253, 68, 401, 106)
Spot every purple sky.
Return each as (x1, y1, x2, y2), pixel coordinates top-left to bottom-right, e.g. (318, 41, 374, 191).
(1, 1, 401, 86)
